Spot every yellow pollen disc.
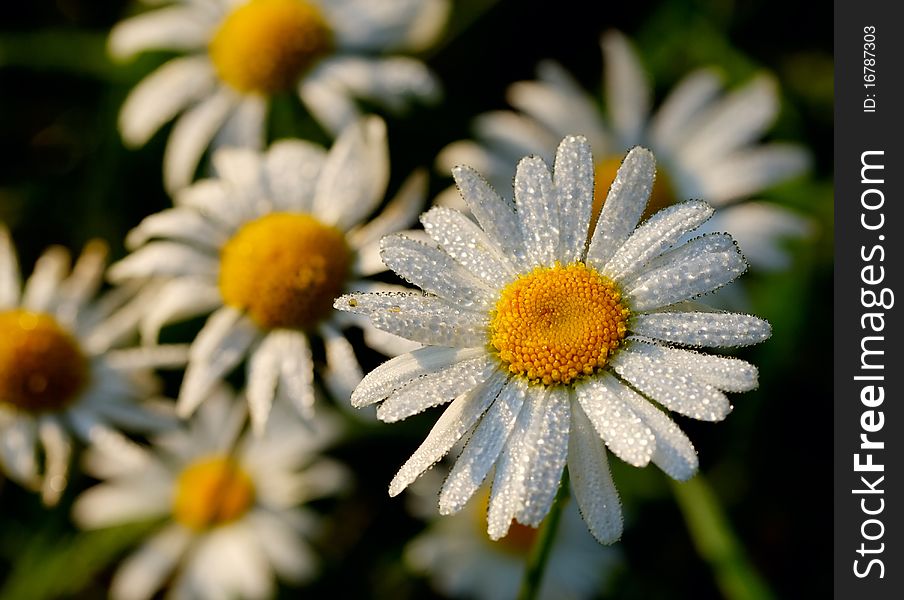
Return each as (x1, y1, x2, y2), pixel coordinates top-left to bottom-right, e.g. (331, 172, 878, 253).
(0, 310, 90, 413)
(219, 212, 352, 330)
(173, 456, 256, 531)
(209, 0, 333, 94)
(489, 263, 630, 386)
(592, 155, 675, 230)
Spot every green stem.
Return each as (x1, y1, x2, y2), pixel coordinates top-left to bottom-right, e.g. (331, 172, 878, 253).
(671, 476, 775, 600)
(517, 469, 570, 600)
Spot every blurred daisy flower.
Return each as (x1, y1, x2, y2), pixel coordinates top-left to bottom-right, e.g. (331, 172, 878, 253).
(438, 30, 811, 271)
(110, 117, 424, 432)
(405, 469, 618, 600)
(111, 0, 448, 192)
(73, 388, 346, 600)
(336, 138, 771, 544)
(0, 227, 185, 505)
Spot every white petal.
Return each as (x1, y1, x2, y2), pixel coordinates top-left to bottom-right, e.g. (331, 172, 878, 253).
(610, 342, 731, 421)
(312, 116, 389, 230)
(247, 511, 317, 583)
(698, 145, 810, 204)
(0, 417, 39, 489)
(568, 398, 623, 544)
(55, 239, 108, 323)
(648, 69, 722, 151)
(515, 385, 570, 527)
(298, 75, 359, 136)
(104, 345, 190, 370)
(125, 207, 226, 250)
(108, 6, 210, 60)
(178, 307, 260, 417)
(602, 201, 714, 282)
(626, 244, 747, 311)
(308, 56, 440, 112)
(349, 169, 426, 251)
(325, 0, 449, 51)
(472, 111, 555, 165)
(246, 334, 283, 435)
(38, 416, 72, 505)
(271, 330, 317, 421)
(213, 96, 266, 150)
(350, 346, 484, 408)
(487, 386, 550, 539)
(66, 409, 148, 462)
(109, 525, 192, 600)
(586, 147, 656, 267)
(602, 30, 650, 144)
(575, 374, 655, 467)
(320, 323, 364, 403)
(619, 387, 698, 480)
(388, 371, 505, 496)
(631, 311, 771, 347)
(623, 340, 759, 392)
(621, 232, 736, 288)
(174, 178, 243, 228)
(137, 277, 222, 343)
(553, 135, 595, 263)
(118, 56, 216, 147)
(514, 156, 560, 266)
(0, 225, 21, 309)
(22, 245, 70, 313)
(264, 140, 326, 213)
(711, 202, 812, 271)
(108, 241, 218, 282)
(335, 292, 488, 348)
(163, 88, 235, 193)
(451, 165, 527, 266)
(438, 377, 527, 515)
(376, 354, 498, 423)
(72, 480, 171, 529)
(380, 234, 494, 308)
(211, 146, 265, 192)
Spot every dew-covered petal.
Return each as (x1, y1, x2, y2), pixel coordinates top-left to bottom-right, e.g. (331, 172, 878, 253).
(178, 307, 260, 418)
(586, 147, 655, 267)
(420, 206, 516, 286)
(626, 245, 747, 311)
(609, 342, 731, 421)
(622, 340, 759, 392)
(320, 323, 364, 403)
(515, 385, 570, 527)
(376, 354, 498, 422)
(264, 140, 326, 214)
(388, 371, 505, 496)
(439, 377, 527, 515)
(272, 330, 317, 421)
(246, 333, 283, 435)
(335, 292, 487, 348)
(618, 387, 698, 480)
(575, 374, 654, 467)
(568, 397, 623, 544)
(631, 311, 772, 348)
(602, 30, 650, 144)
(553, 136, 594, 263)
(451, 165, 527, 266)
(602, 201, 714, 282)
(515, 156, 560, 266)
(350, 346, 484, 408)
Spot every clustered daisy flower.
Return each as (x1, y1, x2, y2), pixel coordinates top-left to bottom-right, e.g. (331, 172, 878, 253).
(437, 30, 811, 270)
(73, 388, 347, 600)
(111, 0, 449, 191)
(110, 117, 423, 432)
(337, 137, 771, 543)
(0, 227, 185, 505)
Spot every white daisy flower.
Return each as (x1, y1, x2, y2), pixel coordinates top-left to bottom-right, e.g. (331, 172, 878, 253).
(437, 30, 811, 271)
(405, 470, 618, 600)
(111, 0, 449, 192)
(73, 388, 347, 600)
(0, 228, 186, 505)
(110, 117, 425, 432)
(336, 137, 772, 544)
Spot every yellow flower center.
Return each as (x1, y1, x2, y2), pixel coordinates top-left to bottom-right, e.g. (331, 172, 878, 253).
(0, 310, 90, 413)
(219, 212, 352, 330)
(490, 263, 629, 386)
(173, 456, 256, 531)
(209, 0, 333, 95)
(593, 155, 675, 230)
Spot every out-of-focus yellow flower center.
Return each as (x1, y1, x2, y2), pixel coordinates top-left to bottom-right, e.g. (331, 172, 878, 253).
(0, 310, 89, 413)
(593, 156, 675, 229)
(219, 212, 352, 330)
(477, 489, 538, 554)
(490, 263, 629, 386)
(173, 456, 255, 530)
(209, 0, 333, 94)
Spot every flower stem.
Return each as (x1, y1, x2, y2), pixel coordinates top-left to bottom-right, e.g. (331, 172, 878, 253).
(671, 476, 775, 600)
(517, 469, 570, 600)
